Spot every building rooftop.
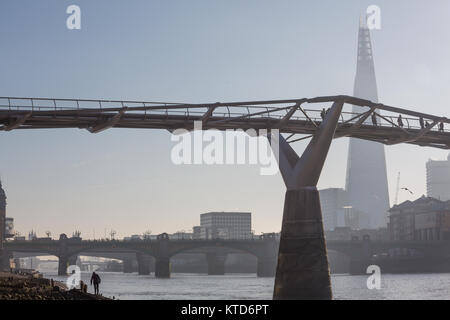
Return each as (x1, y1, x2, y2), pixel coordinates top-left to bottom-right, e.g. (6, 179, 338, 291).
(389, 196, 449, 214)
(201, 212, 251, 216)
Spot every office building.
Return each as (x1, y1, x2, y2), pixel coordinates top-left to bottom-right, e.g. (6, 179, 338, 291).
(345, 18, 390, 229)
(319, 188, 348, 231)
(426, 154, 450, 201)
(199, 212, 252, 239)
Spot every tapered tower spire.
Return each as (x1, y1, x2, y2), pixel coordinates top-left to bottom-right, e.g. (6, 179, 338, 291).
(345, 19, 390, 229)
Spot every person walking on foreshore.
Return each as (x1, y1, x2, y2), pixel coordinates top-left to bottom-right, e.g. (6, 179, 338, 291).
(90, 271, 101, 295)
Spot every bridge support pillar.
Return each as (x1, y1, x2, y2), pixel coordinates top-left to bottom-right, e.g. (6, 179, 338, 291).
(270, 100, 343, 300)
(137, 253, 152, 275)
(257, 256, 277, 277)
(349, 258, 372, 275)
(155, 257, 170, 278)
(123, 258, 134, 273)
(58, 256, 68, 276)
(206, 253, 227, 275)
(68, 255, 78, 267)
(349, 236, 372, 275)
(273, 189, 332, 299)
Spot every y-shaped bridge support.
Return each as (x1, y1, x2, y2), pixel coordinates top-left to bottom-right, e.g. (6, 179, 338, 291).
(271, 99, 344, 300)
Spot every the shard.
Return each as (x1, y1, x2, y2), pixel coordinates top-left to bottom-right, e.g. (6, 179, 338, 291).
(345, 18, 390, 229)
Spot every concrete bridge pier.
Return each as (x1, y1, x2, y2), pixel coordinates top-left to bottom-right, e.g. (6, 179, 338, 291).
(206, 253, 227, 275)
(349, 236, 373, 275)
(274, 189, 331, 299)
(155, 233, 170, 278)
(137, 253, 152, 275)
(123, 258, 134, 273)
(68, 255, 78, 267)
(349, 259, 371, 275)
(58, 256, 68, 276)
(271, 100, 343, 300)
(57, 233, 69, 275)
(257, 256, 277, 277)
(155, 257, 170, 278)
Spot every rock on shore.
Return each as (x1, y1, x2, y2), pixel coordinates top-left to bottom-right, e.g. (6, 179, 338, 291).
(0, 272, 110, 300)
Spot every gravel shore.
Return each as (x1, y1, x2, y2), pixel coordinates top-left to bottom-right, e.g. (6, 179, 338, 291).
(0, 272, 110, 300)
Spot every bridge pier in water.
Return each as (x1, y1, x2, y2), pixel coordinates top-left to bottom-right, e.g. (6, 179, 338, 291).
(68, 255, 78, 267)
(57, 233, 70, 275)
(274, 188, 331, 299)
(123, 258, 134, 273)
(58, 256, 68, 276)
(206, 253, 227, 275)
(271, 100, 344, 300)
(155, 233, 171, 278)
(155, 257, 170, 278)
(257, 256, 277, 277)
(137, 253, 152, 275)
(349, 236, 373, 275)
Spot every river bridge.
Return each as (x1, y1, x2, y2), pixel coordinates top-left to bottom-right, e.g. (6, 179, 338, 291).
(5, 234, 450, 277)
(2, 95, 450, 299)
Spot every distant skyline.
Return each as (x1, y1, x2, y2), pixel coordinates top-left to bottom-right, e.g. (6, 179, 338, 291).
(1, 1, 450, 238)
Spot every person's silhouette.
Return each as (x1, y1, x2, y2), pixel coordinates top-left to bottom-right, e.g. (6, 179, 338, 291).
(90, 271, 101, 295)
(320, 108, 326, 120)
(371, 113, 377, 126)
(397, 115, 404, 128)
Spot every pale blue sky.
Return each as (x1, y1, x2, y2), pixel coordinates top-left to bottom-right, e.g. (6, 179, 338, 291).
(1, 0, 450, 238)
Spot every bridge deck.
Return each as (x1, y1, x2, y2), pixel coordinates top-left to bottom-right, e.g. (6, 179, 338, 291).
(1, 95, 449, 149)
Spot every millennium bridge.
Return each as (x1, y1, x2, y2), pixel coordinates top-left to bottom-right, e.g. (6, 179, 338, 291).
(2, 95, 450, 299)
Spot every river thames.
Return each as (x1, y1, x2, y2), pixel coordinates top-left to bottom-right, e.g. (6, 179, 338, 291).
(41, 271, 450, 300)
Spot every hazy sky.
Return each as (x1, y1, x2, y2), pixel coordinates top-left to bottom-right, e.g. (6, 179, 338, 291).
(1, 0, 450, 239)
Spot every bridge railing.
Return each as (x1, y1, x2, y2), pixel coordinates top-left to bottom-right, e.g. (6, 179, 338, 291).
(1, 96, 449, 135)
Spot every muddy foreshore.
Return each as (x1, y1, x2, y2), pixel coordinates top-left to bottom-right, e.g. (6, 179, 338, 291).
(0, 271, 110, 300)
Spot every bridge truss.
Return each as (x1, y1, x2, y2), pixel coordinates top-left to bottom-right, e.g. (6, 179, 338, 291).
(0, 95, 450, 149)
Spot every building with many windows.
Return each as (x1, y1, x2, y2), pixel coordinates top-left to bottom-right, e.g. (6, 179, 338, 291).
(389, 196, 450, 241)
(426, 154, 450, 201)
(319, 188, 348, 231)
(196, 212, 252, 240)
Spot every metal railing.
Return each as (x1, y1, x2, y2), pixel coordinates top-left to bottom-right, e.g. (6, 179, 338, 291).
(1, 95, 450, 142)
